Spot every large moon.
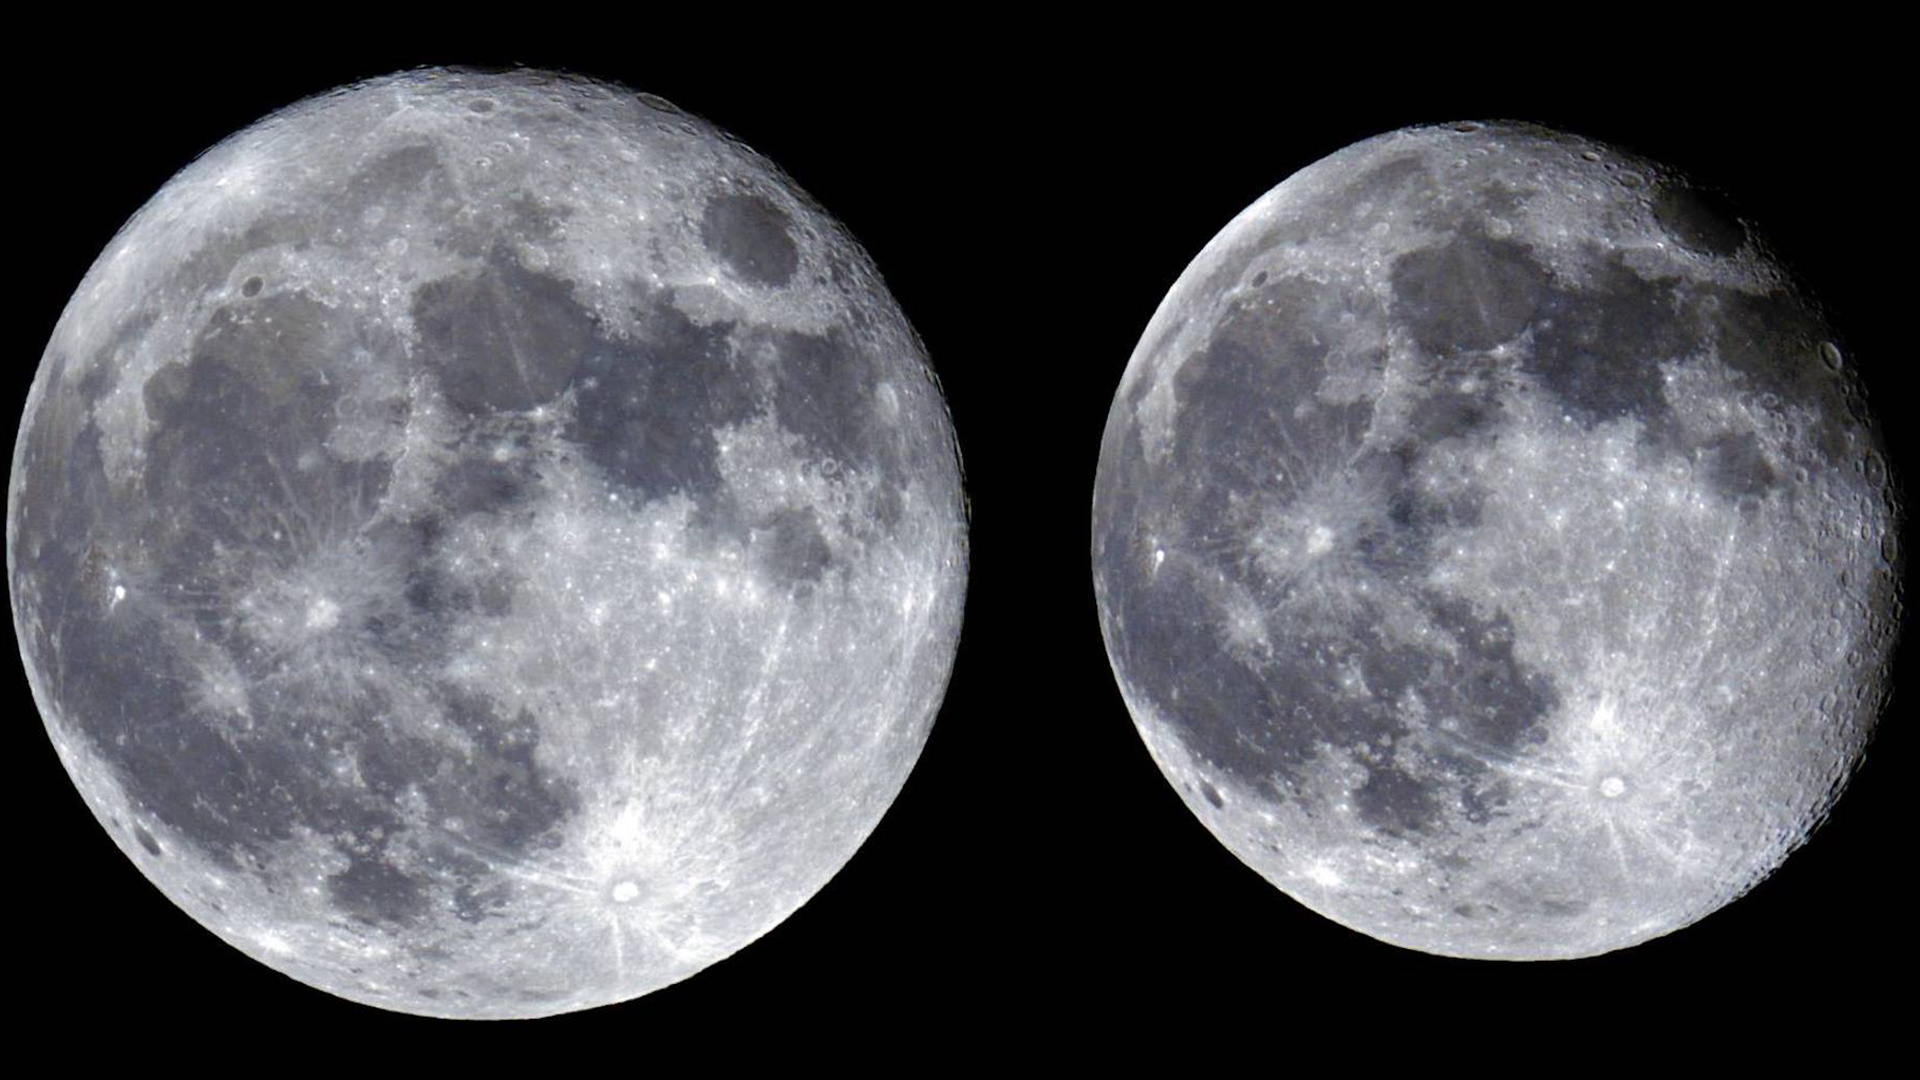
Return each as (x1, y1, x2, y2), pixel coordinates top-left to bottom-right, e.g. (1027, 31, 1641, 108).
(9, 69, 966, 1016)
(1092, 122, 1899, 959)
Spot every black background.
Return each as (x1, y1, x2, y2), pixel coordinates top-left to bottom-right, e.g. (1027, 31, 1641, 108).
(11, 29, 1907, 1052)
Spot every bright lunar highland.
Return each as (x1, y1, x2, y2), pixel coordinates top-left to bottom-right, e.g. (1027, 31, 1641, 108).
(11, 69, 966, 1016)
(1092, 122, 1899, 958)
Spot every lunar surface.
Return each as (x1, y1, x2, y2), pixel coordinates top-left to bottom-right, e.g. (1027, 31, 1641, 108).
(1092, 122, 1899, 958)
(10, 69, 966, 1016)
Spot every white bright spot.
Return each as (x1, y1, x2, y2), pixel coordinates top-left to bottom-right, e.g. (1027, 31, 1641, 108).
(611, 881, 640, 903)
(305, 597, 341, 631)
(1306, 525, 1334, 556)
(1600, 776, 1626, 798)
(1306, 862, 1342, 888)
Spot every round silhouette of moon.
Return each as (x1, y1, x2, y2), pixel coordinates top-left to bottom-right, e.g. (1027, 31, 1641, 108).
(1092, 121, 1899, 959)
(10, 68, 966, 1016)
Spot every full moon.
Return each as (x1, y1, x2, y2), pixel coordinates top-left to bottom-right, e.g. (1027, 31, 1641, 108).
(1092, 122, 1899, 958)
(10, 69, 966, 1016)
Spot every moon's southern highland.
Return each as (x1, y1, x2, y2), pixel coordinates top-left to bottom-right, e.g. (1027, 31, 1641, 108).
(1092, 122, 1899, 959)
(10, 69, 966, 1016)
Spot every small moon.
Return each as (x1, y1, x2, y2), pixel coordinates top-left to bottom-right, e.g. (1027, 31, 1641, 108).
(9, 69, 967, 1016)
(1092, 121, 1899, 959)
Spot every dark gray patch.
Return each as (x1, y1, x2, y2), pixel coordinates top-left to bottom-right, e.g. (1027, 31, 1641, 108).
(1709, 287, 1851, 463)
(1094, 282, 1415, 797)
(1354, 765, 1442, 836)
(327, 853, 429, 927)
(1522, 254, 1691, 432)
(504, 194, 569, 243)
(47, 296, 440, 867)
(1535, 897, 1590, 918)
(1653, 183, 1745, 256)
(764, 328, 909, 520)
(163, 213, 306, 305)
(434, 456, 532, 518)
(141, 293, 398, 559)
(1473, 181, 1524, 219)
(241, 276, 263, 297)
(1405, 389, 1500, 444)
(700, 192, 799, 287)
(1460, 777, 1512, 826)
(474, 576, 515, 617)
(1099, 558, 1320, 788)
(1700, 430, 1777, 503)
(1200, 782, 1224, 809)
(453, 878, 512, 924)
(134, 825, 162, 856)
(1163, 279, 1381, 531)
(755, 505, 833, 583)
(1353, 445, 1483, 580)
(412, 247, 592, 416)
(353, 518, 457, 669)
(37, 613, 272, 865)
(1101, 549, 1558, 808)
(42, 582, 410, 870)
(332, 145, 445, 235)
(1300, 155, 1429, 237)
(1409, 593, 1559, 752)
(1390, 232, 1544, 354)
(432, 686, 579, 854)
(566, 288, 759, 501)
(21, 286, 572, 890)
(400, 556, 474, 620)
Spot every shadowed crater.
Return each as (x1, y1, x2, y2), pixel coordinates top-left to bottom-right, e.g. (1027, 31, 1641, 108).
(1652, 183, 1745, 256)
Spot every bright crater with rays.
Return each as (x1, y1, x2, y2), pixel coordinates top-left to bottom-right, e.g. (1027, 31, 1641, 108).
(1092, 121, 1899, 959)
(9, 69, 966, 1016)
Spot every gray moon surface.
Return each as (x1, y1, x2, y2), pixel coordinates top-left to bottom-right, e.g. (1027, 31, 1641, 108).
(1092, 122, 1899, 959)
(10, 69, 966, 1016)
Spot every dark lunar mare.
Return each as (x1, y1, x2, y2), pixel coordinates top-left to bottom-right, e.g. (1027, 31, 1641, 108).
(1095, 271, 1560, 836)
(13, 282, 588, 926)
